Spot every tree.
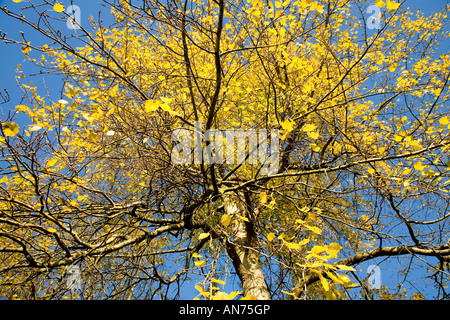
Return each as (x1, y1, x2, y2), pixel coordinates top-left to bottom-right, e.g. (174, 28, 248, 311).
(0, 0, 450, 300)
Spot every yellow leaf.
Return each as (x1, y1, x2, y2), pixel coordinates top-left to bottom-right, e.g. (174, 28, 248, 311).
(198, 232, 210, 240)
(239, 215, 249, 222)
(304, 225, 322, 234)
(300, 0, 312, 8)
(284, 239, 310, 249)
(259, 192, 268, 204)
(439, 116, 449, 126)
(335, 264, 356, 271)
(15, 105, 29, 112)
(3, 122, 19, 137)
(47, 228, 57, 233)
(83, 113, 95, 122)
(145, 99, 161, 113)
(281, 119, 295, 132)
(211, 292, 228, 300)
(267, 232, 275, 242)
(386, 0, 400, 12)
(302, 123, 317, 132)
(160, 103, 173, 113)
(159, 97, 179, 116)
(211, 278, 226, 285)
(368, 167, 375, 175)
(281, 290, 295, 296)
(240, 296, 258, 300)
(194, 260, 206, 267)
(283, 240, 300, 250)
(337, 274, 358, 287)
(195, 285, 204, 293)
(161, 97, 174, 104)
(414, 161, 425, 171)
(12, 0, 22, 3)
(192, 253, 203, 258)
(298, 238, 310, 246)
(327, 242, 342, 254)
(278, 233, 286, 240)
(47, 158, 58, 167)
(220, 214, 232, 227)
(326, 271, 345, 285)
(318, 273, 329, 291)
(88, 132, 98, 143)
(227, 291, 241, 300)
(310, 143, 321, 152)
(53, 3, 65, 12)
(375, 0, 385, 8)
(307, 131, 320, 139)
(325, 291, 338, 300)
(195, 284, 209, 297)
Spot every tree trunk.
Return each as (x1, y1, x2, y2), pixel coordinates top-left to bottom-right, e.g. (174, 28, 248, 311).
(222, 190, 270, 300)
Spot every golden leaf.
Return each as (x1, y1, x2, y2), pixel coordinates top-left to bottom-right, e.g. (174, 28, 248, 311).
(47, 158, 58, 167)
(319, 274, 329, 291)
(220, 214, 232, 227)
(211, 278, 226, 285)
(53, 3, 65, 12)
(386, 0, 400, 12)
(198, 232, 210, 240)
(439, 116, 449, 125)
(302, 123, 317, 132)
(335, 264, 356, 271)
(375, 0, 385, 8)
(3, 122, 19, 137)
(259, 192, 268, 204)
(194, 260, 206, 267)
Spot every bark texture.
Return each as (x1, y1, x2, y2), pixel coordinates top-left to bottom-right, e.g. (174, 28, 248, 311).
(222, 190, 270, 300)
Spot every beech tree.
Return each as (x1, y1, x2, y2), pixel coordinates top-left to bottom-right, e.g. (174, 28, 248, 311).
(0, 0, 450, 300)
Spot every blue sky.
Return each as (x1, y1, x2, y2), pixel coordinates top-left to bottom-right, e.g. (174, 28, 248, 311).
(0, 0, 449, 300)
(1, 0, 448, 113)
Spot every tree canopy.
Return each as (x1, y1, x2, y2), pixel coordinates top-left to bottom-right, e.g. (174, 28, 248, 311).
(0, 0, 450, 300)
